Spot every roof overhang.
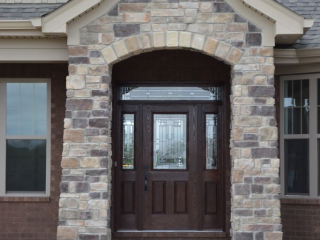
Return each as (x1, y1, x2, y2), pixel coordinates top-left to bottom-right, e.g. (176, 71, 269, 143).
(243, 0, 314, 45)
(0, 0, 314, 47)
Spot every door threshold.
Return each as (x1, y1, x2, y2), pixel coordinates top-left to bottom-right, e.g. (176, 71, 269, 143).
(117, 230, 224, 233)
(113, 230, 227, 238)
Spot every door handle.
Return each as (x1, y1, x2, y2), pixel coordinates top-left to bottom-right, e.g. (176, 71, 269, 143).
(144, 173, 148, 193)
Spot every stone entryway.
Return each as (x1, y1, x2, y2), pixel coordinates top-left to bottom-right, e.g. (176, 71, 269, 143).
(112, 50, 231, 238)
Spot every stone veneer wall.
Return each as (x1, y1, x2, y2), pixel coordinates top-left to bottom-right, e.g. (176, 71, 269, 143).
(57, 1, 282, 240)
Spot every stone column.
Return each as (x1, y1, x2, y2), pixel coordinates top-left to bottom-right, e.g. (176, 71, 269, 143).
(57, 46, 112, 240)
(231, 47, 282, 240)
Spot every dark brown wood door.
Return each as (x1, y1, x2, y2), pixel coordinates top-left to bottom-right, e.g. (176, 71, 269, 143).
(114, 102, 224, 238)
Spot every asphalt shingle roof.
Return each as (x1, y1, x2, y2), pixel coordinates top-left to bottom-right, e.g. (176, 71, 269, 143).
(0, 1, 319, 49)
(276, 0, 320, 48)
(0, 4, 63, 20)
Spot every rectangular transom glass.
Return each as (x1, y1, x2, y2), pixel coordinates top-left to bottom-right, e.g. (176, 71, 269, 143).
(123, 114, 134, 170)
(120, 87, 222, 101)
(6, 140, 46, 192)
(284, 80, 309, 134)
(206, 114, 218, 170)
(6, 83, 47, 136)
(153, 114, 187, 170)
(285, 139, 309, 195)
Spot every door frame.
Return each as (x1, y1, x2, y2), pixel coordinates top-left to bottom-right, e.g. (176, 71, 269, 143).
(111, 80, 231, 239)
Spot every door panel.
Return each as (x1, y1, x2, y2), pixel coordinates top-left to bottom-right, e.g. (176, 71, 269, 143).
(114, 102, 224, 237)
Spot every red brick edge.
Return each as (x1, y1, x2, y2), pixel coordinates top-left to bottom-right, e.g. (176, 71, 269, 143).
(0, 197, 51, 203)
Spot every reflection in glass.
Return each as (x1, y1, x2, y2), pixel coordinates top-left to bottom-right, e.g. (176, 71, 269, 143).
(6, 140, 46, 192)
(120, 87, 222, 101)
(6, 83, 47, 136)
(153, 115, 187, 170)
(123, 114, 134, 170)
(284, 80, 309, 134)
(285, 139, 309, 195)
(206, 114, 218, 170)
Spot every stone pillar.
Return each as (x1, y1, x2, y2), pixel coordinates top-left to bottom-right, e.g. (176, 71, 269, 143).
(57, 46, 112, 240)
(231, 47, 282, 240)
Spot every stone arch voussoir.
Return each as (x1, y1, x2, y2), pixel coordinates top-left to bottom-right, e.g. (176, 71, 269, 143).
(101, 32, 244, 67)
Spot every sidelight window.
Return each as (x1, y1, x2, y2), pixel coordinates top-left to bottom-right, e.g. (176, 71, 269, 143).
(0, 79, 51, 197)
(281, 74, 320, 198)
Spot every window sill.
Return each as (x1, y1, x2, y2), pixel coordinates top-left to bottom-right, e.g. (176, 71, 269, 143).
(281, 198, 320, 205)
(0, 197, 50, 203)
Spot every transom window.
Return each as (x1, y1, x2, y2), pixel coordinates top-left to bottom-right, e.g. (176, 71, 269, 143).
(280, 74, 320, 198)
(0, 79, 51, 197)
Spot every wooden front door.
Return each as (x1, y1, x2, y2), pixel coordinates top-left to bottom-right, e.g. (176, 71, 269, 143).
(113, 99, 226, 238)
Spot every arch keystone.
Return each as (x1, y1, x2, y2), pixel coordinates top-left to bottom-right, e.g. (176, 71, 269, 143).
(101, 46, 118, 64)
(167, 31, 179, 47)
(192, 34, 206, 51)
(179, 32, 192, 48)
(113, 40, 129, 58)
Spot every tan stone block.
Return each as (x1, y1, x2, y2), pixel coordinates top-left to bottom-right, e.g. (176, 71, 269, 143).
(192, 34, 206, 51)
(101, 33, 114, 45)
(119, 3, 148, 12)
(168, 23, 187, 31)
(212, 32, 227, 41)
(198, 13, 233, 23)
(91, 182, 108, 191)
(64, 130, 84, 143)
(233, 170, 244, 183)
(215, 42, 231, 60)
(233, 127, 243, 141)
(88, 200, 109, 210)
(140, 33, 153, 49)
(227, 47, 243, 65)
(188, 24, 213, 35)
(185, 9, 197, 17)
(200, 2, 212, 12)
(57, 227, 77, 240)
(227, 33, 244, 41)
(62, 158, 79, 168)
(226, 23, 247, 32)
(179, 2, 199, 8)
(101, 46, 117, 64)
(69, 46, 88, 56)
(141, 24, 151, 32)
(152, 24, 167, 32)
(241, 149, 251, 158)
(167, 31, 179, 47)
(125, 36, 140, 53)
(74, 90, 90, 98)
(113, 40, 129, 58)
(124, 12, 150, 23)
(214, 24, 225, 32)
(203, 37, 219, 55)
(66, 76, 85, 90)
(234, 116, 261, 127)
(151, 9, 184, 17)
(86, 76, 100, 83)
(64, 119, 72, 129)
(179, 32, 192, 48)
(261, 65, 275, 75)
(259, 48, 273, 57)
(80, 157, 100, 168)
(234, 159, 254, 169)
(77, 65, 88, 75)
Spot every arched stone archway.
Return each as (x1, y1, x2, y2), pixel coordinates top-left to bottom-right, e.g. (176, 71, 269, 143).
(58, 1, 280, 239)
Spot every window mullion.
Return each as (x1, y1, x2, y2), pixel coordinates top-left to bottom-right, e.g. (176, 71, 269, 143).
(309, 78, 318, 198)
(0, 83, 6, 196)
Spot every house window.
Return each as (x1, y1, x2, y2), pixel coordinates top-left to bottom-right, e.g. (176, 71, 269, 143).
(0, 79, 51, 197)
(281, 74, 320, 198)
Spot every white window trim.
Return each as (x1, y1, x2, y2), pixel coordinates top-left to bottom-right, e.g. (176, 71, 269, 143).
(0, 78, 51, 197)
(280, 73, 320, 199)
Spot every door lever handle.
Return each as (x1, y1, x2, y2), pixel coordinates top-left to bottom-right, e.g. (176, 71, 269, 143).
(144, 173, 148, 193)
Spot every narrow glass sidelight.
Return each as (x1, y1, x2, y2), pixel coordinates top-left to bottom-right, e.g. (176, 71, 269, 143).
(123, 114, 134, 170)
(285, 139, 309, 195)
(153, 114, 187, 170)
(206, 114, 218, 170)
(284, 80, 309, 134)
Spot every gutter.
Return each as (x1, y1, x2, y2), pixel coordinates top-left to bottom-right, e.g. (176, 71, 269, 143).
(275, 48, 320, 65)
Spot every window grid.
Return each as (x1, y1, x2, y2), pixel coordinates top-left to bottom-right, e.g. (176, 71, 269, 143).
(280, 74, 320, 199)
(0, 79, 51, 197)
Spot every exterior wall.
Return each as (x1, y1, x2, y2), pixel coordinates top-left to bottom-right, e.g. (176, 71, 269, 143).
(58, 1, 282, 240)
(0, 64, 68, 240)
(1, 0, 68, 3)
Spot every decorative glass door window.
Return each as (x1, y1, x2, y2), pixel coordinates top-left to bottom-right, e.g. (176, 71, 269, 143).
(153, 114, 187, 170)
(120, 87, 222, 101)
(206, 114, 218, 170)
(123, 114, 134, 170)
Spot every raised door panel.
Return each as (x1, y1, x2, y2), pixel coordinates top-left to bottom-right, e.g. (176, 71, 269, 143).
(152, 181, 166, 214)
(175, 181, 188, 214)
